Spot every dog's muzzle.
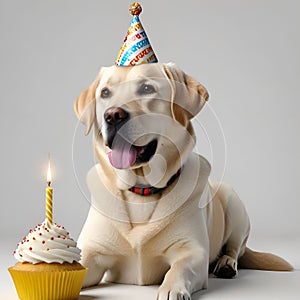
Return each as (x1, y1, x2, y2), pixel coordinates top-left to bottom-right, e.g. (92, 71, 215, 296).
(103, 107, 157, 169)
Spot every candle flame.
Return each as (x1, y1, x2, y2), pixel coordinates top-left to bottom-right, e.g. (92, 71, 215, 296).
(47, 159, 52, 184)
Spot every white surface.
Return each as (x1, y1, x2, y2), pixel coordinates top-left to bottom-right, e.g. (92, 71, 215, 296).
(2, 237, 300, 300)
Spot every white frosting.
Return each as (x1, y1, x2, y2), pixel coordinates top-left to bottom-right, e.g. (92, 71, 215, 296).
(14, 220, 81, 264)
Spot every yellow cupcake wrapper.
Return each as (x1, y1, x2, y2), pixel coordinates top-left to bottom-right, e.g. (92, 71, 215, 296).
(8, 267, 87, 300)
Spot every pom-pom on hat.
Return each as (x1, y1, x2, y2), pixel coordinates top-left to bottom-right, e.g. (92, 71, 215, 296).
(115, 2, 158, 66)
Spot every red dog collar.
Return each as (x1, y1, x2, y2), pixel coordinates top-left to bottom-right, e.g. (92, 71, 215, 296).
(129, 168, 182, 196)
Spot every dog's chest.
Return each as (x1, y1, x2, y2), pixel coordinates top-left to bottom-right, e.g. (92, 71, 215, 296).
(106, 223, 172, 285)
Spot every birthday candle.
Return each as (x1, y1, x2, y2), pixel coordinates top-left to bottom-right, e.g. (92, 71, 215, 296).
(46, 159, 53, 224)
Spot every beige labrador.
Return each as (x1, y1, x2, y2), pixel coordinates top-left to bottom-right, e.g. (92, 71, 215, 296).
(75, 63, 292, 300)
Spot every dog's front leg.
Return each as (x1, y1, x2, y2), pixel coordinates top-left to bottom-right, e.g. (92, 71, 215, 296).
(157, 246, 208, 300)
(81, 245, 117, 288)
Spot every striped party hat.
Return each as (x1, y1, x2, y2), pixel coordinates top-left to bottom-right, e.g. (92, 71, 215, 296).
(115, 2, 158, 66)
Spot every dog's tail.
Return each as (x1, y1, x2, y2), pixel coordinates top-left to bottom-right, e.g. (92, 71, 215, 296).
(238, 247, 293, 271)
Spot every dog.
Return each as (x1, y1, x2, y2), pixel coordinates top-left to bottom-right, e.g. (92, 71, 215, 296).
(74, 62, 292, 300)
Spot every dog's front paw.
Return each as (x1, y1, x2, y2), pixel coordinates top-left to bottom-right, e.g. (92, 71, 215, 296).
(156, 285, 191, 300)
(81, 277, 99, 289)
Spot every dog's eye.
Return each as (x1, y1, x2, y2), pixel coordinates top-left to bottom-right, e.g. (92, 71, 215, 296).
(138, 84, 155, 95)
(100, 88, 111, 98)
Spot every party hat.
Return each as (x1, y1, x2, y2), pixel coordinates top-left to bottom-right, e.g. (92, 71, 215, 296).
(115, 2, 158, 66)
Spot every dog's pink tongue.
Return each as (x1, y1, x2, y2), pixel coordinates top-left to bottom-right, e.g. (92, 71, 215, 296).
(108, 140, 137, 169)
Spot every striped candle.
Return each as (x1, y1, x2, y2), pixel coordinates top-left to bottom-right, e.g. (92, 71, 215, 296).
(46, 159, 53, 224)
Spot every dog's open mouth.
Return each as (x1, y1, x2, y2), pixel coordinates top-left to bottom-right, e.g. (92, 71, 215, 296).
(108, 139, 157, 169)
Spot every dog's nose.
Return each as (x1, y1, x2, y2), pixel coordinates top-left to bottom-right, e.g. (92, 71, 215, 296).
(104, 107, 129, 126)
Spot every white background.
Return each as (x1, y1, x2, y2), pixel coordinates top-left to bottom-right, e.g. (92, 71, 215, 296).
(0, 0, 299, 299)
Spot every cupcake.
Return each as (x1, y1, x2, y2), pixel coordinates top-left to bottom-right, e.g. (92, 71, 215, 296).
(8, 220, 87, 300)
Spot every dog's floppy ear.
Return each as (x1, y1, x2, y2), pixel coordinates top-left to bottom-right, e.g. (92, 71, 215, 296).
(74, 73, 101, 135)
(162, 62, 209, 123)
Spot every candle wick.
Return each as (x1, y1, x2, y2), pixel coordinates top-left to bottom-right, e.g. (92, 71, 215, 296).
(48, 181, 51, 187)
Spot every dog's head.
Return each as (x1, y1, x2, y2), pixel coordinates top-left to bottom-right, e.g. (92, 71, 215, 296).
(75, 63, 209, 188)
